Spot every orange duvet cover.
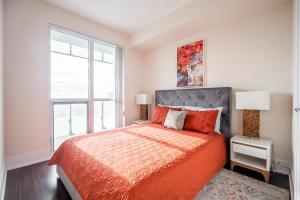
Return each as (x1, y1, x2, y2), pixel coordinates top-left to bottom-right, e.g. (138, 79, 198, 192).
(49, 123, 226, 200)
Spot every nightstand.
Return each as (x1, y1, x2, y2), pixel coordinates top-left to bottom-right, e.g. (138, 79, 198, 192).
(132, 119, 150, 124)
(230, 135, 272, 183)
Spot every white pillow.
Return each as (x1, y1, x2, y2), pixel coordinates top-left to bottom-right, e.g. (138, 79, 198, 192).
(163, 110, 187, 131)
(183, 106, 223, 134)
(158, 104, 183, 109)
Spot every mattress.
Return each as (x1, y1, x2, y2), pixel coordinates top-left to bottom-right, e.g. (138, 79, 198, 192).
(49, 123, 226, 200)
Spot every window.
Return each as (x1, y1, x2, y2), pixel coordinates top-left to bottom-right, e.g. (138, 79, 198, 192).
(51, 30, 89, 99)
(50, 27, 123, 150)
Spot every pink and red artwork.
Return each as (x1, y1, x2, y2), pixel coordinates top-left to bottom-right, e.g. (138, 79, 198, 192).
(177, 40, 204, 87)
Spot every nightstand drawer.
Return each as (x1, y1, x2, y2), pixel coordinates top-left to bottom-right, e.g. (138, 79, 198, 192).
(232, 142, 267, 159)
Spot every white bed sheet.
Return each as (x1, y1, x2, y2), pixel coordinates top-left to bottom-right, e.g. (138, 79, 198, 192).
(57, 166, 83, 200)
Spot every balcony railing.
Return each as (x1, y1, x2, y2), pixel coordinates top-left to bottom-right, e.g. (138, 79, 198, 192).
(52, 98, 115, 150)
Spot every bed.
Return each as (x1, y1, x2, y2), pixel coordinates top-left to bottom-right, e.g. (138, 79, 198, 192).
(49, 87, 232, 200)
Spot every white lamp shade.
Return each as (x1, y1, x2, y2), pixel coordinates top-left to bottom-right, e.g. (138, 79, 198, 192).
(136, 94, 152, 105)
(236, 91, 270, 110)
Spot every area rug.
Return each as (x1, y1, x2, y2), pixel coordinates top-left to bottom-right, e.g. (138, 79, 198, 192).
(195, 168, 289, 200)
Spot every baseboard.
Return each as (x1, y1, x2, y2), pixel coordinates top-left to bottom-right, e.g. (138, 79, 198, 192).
(272, 159, 291, 175)
(7, 148, 52, 170)
(0, 161, 6, 200)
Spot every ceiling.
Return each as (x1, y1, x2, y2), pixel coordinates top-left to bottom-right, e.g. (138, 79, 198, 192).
(42, 0, 290, 50)
(42, 0, 192, 35)
(130, 0, 289, 50)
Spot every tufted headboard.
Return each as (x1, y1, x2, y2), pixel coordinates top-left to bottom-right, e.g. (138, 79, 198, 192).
(155, 87, 232, 139)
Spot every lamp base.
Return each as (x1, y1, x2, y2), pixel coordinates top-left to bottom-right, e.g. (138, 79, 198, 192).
(140, 105, 148, 120)
(243, 110, 260, 138)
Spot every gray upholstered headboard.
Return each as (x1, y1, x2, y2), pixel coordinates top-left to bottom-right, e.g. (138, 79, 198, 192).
(155, 87, 232, 139)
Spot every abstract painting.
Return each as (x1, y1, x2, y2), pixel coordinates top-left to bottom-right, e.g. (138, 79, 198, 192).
(177, 40, 204, 87)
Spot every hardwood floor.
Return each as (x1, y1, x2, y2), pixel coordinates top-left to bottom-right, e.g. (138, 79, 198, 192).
(4, 161, 290, 200)
(5, 162, 71, 200)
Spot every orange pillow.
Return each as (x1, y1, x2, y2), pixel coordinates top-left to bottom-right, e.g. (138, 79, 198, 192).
(183, 109, 219, 134)
(151, 106, 180, 124)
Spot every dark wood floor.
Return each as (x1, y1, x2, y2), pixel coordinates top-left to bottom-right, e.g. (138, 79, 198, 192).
(5, 162, 71, 200)
(4, 161, 290, 200)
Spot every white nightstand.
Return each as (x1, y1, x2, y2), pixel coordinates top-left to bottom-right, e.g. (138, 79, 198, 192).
(230, 135, 272, 183)
(132, 119, 150, 124)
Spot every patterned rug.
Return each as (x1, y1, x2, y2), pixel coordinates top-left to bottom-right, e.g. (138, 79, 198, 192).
(195, 169, 289, 200)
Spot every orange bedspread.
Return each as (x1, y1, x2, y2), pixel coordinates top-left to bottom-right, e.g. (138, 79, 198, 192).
(49, 123, 227, 200)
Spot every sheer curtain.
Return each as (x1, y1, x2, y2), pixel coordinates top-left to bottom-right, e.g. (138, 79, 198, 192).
(115, 46, 123, 128)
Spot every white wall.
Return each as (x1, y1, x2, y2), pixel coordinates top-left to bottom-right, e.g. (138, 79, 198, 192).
(143, 2, 292, 162)
(124, 50, 144, 123)
(4, 0, 143, 163)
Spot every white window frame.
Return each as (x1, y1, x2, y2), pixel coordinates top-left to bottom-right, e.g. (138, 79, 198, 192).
(48, 25, 123, 152)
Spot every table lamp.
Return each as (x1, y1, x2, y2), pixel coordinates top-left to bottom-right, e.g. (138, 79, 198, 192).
(136, 94, 152, 120)
(236, 91, 270, 138)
